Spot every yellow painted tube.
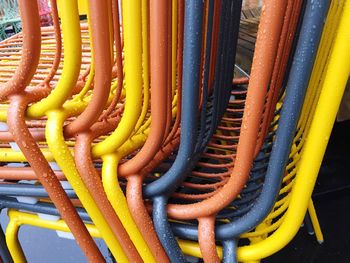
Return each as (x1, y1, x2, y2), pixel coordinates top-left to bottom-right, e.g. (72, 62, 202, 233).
(92, 0, 143, 156)
(6, 213, 25, 263)
(27, 0, 82, 118)
(0, 148, 56, 162)
(308, 199, 324, 243)
(45, 110, 129, 262)
(133, 0, 151, 134)
(102, 153, 156, 262)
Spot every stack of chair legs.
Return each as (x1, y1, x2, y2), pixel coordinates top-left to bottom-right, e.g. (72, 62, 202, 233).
(0, 0, 349, 262)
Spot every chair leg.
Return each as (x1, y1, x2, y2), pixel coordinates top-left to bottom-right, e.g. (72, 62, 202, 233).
(222, 239, 238, 263)
(303, 210, 315, 235)
(5, 217, 25, 263)
(198, 217, 220, 263)
(307, 199, 324, 244)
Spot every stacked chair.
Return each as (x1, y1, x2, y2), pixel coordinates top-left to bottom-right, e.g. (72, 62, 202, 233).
(0, 0, 349, 262)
